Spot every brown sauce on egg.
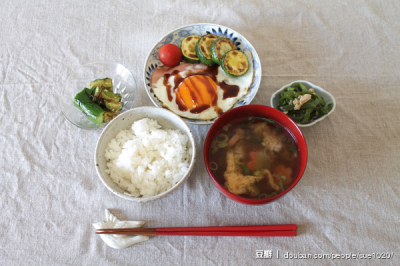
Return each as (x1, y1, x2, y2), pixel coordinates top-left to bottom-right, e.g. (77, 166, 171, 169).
(219, 81, 240, 99)
(160, 65, 240, 112)
(162, 72, 174, 101)
(175, 75, 218, 112)
(190, 104, 211, 114)
(151, 62, 244, 116)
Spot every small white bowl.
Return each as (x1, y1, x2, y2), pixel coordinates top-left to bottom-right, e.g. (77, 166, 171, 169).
(270, 80, 336, 127)
(94, 106, 196, 202)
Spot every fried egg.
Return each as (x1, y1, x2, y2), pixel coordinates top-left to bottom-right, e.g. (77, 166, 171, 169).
(150, 50, 254, 120)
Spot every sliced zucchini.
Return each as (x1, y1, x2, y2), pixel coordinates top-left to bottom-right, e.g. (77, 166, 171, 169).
(180, 35, 201, 63)
(73, 88, 104, 124)
(105, 101, 123, 112)
(211, 37, 237, 65)
(101, 89, 122, 103)
(89, 77, 113, 89)
(104, 111, 120, 123)
(86, 86, 97, 96)
(221, 50, 249, 77)
(195, 34, 218, 65)
(92, 86, 103, 103)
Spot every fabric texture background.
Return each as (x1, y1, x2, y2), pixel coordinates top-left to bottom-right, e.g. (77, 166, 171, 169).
(1, 0, 399, 265)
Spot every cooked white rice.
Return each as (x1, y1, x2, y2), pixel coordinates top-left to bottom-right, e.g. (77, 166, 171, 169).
(104, 118, 190, 197)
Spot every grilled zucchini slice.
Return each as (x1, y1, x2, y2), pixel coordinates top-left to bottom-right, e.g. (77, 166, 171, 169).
(105, 101, 123, 112)
(101, 89, 122, 103)
(195, 34, 218, 65)
(211, 38, 237, 65)
(221, 50, 249, 77)
(73, 78, 124, 124)
(103, 111, 121, 123)
(181, 35, 201, 63)
(89, 77, 113, 89)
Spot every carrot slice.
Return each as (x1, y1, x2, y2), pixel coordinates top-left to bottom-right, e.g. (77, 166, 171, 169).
(273, 164, 293, 185)
(246, 151, 258, 171)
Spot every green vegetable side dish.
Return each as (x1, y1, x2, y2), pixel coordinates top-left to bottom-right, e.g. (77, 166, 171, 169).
(277, 83, 333, 124)
(73, 78, 123, 124)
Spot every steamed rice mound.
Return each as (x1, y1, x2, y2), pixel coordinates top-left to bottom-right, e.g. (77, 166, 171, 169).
(104, 118, 190, 197)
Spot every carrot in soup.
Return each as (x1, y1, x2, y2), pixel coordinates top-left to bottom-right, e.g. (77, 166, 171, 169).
(246, 151, 270, 172)
(273, 164, 293, 186)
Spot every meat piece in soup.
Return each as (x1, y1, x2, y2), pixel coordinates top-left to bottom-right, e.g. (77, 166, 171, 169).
(208, 117, 299, 199)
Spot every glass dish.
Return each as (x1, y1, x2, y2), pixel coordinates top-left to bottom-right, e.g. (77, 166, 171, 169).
(60, 61, 137, 130)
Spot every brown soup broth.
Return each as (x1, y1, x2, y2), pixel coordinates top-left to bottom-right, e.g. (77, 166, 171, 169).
(208, 117, 300, 199)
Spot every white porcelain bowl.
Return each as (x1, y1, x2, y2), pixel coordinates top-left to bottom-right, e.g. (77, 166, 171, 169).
(143, 23, 262, 124)
(94, 106, 196, 202)
(270, 80, 336, 127)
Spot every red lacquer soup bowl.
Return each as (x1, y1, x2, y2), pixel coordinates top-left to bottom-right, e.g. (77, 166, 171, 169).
(204, 105, 308, 205)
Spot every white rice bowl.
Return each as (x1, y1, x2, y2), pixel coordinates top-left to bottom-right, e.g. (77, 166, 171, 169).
(104, 118, 191, 198)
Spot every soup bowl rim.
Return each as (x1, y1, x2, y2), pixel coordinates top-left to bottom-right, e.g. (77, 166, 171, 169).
(203, 104, 308, 205)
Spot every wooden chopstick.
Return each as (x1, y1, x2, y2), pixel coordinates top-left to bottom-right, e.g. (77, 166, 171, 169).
(95, 224, 297, 237)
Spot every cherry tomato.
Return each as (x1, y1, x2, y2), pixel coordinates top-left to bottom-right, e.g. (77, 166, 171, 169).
(158, 44, 182, 67)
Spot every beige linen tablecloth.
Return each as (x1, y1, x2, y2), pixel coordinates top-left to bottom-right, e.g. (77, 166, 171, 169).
(1, 0, 399, 265)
